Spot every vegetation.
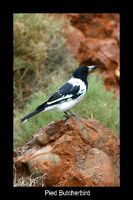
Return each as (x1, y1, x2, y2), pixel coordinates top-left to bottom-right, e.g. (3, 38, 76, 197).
(14, 75, 119, 148)
(13, 173, 46, 187)
(14, 14, 77, 109)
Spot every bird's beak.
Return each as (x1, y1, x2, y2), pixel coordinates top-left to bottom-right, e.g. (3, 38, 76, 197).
(87, 65, 97, 73)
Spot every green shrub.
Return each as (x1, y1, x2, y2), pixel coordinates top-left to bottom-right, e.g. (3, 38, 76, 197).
(14, 14, 77, 108)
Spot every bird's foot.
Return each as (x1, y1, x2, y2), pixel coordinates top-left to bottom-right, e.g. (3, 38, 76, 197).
(63, 111, 76, 120)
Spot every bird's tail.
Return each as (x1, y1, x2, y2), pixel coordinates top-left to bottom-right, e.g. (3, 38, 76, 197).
(21, 109, 42, 123)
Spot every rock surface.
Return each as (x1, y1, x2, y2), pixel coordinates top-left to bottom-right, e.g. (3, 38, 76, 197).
(14, 117, 120, 187)
(63, 13, 120, 92)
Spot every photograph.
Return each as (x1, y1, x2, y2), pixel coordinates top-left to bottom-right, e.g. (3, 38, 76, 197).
(13, 13, 120, 188)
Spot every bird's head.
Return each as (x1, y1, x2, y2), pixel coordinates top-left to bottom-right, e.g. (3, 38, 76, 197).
(73, 65, 97, 80)
(86, 65, 97, 73)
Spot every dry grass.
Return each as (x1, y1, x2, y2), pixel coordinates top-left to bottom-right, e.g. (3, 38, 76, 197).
(13, 172, 46, 187)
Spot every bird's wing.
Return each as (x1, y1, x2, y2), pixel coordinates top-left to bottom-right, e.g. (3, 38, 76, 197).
(47, 82, 81, 106)
(36, 82, 82, 111)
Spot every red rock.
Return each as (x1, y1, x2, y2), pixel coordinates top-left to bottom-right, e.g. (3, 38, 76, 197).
(64, 13, 120, 90)
(64, 26, 86, 58)
(28, 152, 62, 185)
(115, 66, 120, 81)
(80, 148, 119, 186)
(34, 120, 65, 145)
(67, 13, 80, 24)
(14, 117, 119, 187)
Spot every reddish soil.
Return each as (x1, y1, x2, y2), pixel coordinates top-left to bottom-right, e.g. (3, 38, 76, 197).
(14, 117, 119, 187)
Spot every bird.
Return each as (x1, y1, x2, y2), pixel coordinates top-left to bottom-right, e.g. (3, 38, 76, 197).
(21, 65, 97, 123)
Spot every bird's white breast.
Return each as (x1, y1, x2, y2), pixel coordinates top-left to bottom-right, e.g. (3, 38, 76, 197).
(68, 77, 87, 93)
(56, 94, 85, 111)
(56, 77, 87, 112)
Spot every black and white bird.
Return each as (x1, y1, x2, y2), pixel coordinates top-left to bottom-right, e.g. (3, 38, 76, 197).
(21, 65, 97, 123)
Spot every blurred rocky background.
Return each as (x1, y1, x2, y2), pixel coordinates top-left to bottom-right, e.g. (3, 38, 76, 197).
(64, 13, 120, 93)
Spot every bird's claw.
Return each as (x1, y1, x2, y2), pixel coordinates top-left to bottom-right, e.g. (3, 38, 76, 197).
(63, 111, 76, 120)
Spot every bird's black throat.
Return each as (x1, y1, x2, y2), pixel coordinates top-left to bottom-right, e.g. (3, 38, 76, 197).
(72, 67, 88, 90)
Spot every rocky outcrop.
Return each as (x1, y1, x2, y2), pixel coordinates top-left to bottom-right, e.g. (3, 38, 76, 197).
(63, 13, 120, 91)
(14, 117, 119, 187)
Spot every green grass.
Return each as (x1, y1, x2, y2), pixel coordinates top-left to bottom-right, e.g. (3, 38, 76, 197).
(73, 76, 119, 134)
(14, 75, 119, 148)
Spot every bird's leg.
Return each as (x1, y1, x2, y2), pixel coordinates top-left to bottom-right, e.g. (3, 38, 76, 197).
(63, 111, 76, 120)
(67, 111, 76, 117)
(64, 111, 70, 119)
